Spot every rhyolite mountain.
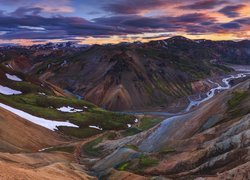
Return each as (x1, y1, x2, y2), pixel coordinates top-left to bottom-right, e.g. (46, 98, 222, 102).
(1, 37, 250, 180)
(90, 78, 250, 179)
(1, 36, 250, 110)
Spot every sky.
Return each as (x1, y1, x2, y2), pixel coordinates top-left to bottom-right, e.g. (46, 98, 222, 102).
(0, 0, 249, 45)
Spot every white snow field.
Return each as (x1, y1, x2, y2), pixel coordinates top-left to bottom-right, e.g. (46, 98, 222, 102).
(0, 102, 79, 130)
(0, 85, 22, 95)
(89, 125, 103, 130)
(5, 73, 22, 81)
(57, 106, 83, 113)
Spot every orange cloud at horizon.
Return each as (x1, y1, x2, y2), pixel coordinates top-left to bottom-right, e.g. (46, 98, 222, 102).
(77, 33, 250, 45)
(1, 32, 249, 47)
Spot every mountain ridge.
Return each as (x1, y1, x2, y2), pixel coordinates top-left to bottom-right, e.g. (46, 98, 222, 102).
(1, 36, 249, 110)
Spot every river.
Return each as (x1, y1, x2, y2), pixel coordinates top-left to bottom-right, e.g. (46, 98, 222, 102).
(138, 71, 250, 152)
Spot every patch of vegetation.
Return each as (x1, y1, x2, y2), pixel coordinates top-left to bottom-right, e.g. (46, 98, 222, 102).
(106, 132, 118, 140)
(139, 117, 163, 131)
(214, 64, 233, 73)
(209, 90, 250, 125)
(138, 155, 159, 168)
(121, 127, 142, 136)
(0, 91, 135, 138)
(35, 95, 96, 109)
(10, 82, 47, 94)
(58, 126, 101, 138)
(116, 162, 130, 171)
(124, 144, 139, 151)
(0, 94, 92, 121)
(121, 117, 163, 137)
(159, 147, 176, 154)
(227, 91, 248, 110)
(226, 90, 250, 118)
(82, 136, 104, 157)
(115, 154, 159, 172)
(75, 110, 135, 130)
(82, 132, 120, 156)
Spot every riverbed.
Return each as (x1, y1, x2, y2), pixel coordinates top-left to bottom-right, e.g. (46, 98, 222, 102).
(138, 71, 250, 152)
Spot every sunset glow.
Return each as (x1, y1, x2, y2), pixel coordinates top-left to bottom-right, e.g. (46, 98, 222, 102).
(0, 0, 249, 45)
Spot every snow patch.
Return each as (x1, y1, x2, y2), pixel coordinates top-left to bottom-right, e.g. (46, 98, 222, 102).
(38, 146, 53, 152)
(5, 73, 22, 81)
(57, 106, 83, 113)
(162, 40, 168, 47)
(89, 125, 103, 131)
(5, 64, 13, 69)
(0, 102, 79, 130)
(60, 60, 67, 67)
(0, 85, 22, 95)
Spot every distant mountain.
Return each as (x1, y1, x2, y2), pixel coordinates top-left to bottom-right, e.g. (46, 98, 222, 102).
(1, 36, 249, 110)
(29, 41, 90, 50)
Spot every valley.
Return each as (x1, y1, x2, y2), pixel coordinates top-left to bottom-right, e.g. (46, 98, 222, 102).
(1, 36, 239, 111)
(90, 74, 250, 179)
(0, 37, 250, 179)
(0, 0, 250, 179)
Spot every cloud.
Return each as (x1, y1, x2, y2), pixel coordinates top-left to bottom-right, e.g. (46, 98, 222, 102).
(141, 33, 173, 40)
(33, 1, 74, 13)
(234, 17, 250, 25)
(179, 0, 228, 10)
(11, 7, 42, 16)
(0, 0, 74, 14)
(220, 22, 241, 29)
(0, 11, 222, 41)
(0, 13, 140, 40)
(1, 30, 67, 40)
(94, 13, 216, 30)
(103, 0, 160, 14)
(0, 0, 33, 5)
(0, 1, 249, 43)
(102, 0, 180, 14)
(218, 4, 246, 17)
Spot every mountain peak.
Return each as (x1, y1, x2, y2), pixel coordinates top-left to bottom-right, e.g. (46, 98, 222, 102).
(167, 36, 192, 41)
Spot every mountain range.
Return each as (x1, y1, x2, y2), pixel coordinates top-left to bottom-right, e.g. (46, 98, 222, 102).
(1, 36, 249, 111)
(0, 36, 250, 179)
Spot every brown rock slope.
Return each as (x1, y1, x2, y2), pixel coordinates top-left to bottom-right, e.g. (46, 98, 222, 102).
(90, 79, 250, 179)
(0, 107, 97, 180)
(2, 37, 250, 111)
(36, 43, 229, 111)
(0, 152, 96, 180)
(1, 37, 236, 111)
(140, 79, 250, 179)
(0, 107, 64, 153)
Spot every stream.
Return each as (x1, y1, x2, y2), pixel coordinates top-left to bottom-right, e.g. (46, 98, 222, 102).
(185, 73, 248, 112)
(91, 70, 250, 173)
(138, 71, 250, 152)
